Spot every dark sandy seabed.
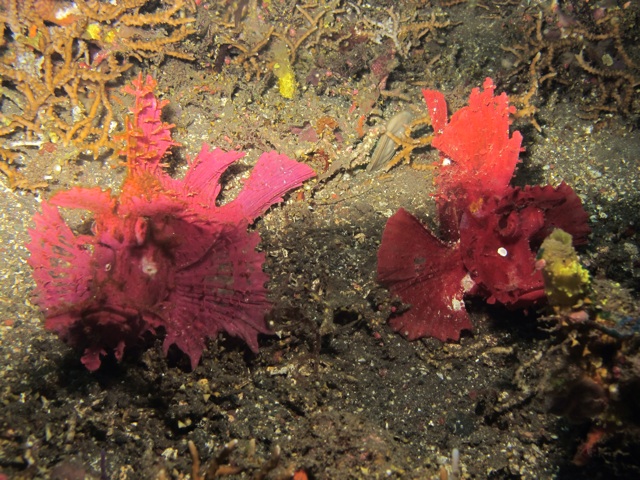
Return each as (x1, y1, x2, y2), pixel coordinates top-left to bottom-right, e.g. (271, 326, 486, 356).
(1, 1, 640, 479)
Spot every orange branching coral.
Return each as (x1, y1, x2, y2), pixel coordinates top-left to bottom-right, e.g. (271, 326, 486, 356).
(0, 0, 196, 188)
(503, 3, 640, 121)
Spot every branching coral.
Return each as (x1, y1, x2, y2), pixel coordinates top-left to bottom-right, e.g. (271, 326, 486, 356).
(207, 1, 341, 83)
(0, 0, 196, 188)
(503, 2, 640, 121)
(202, 0, 452, 95)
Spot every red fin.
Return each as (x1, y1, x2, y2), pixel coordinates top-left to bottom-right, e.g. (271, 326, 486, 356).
(377, 209, 473, 342)
(431, 78, 522, 232)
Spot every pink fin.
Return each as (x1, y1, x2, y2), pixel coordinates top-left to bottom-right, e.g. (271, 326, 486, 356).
(162, 228, 271, 369)
(27, 202, 93, 311)
(228, 151, 316, 222)
(51, 186, 115, 215)
(181, 145, 245, 205)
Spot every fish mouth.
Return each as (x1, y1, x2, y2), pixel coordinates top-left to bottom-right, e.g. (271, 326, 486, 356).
(78, 303, 142, 324)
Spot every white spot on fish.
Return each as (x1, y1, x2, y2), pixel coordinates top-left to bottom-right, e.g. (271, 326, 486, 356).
(141, 255, 158, 277)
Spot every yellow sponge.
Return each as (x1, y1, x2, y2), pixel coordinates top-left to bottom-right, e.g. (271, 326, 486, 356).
(539, 228, 590, 308)
(273, 60, 296, 99)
